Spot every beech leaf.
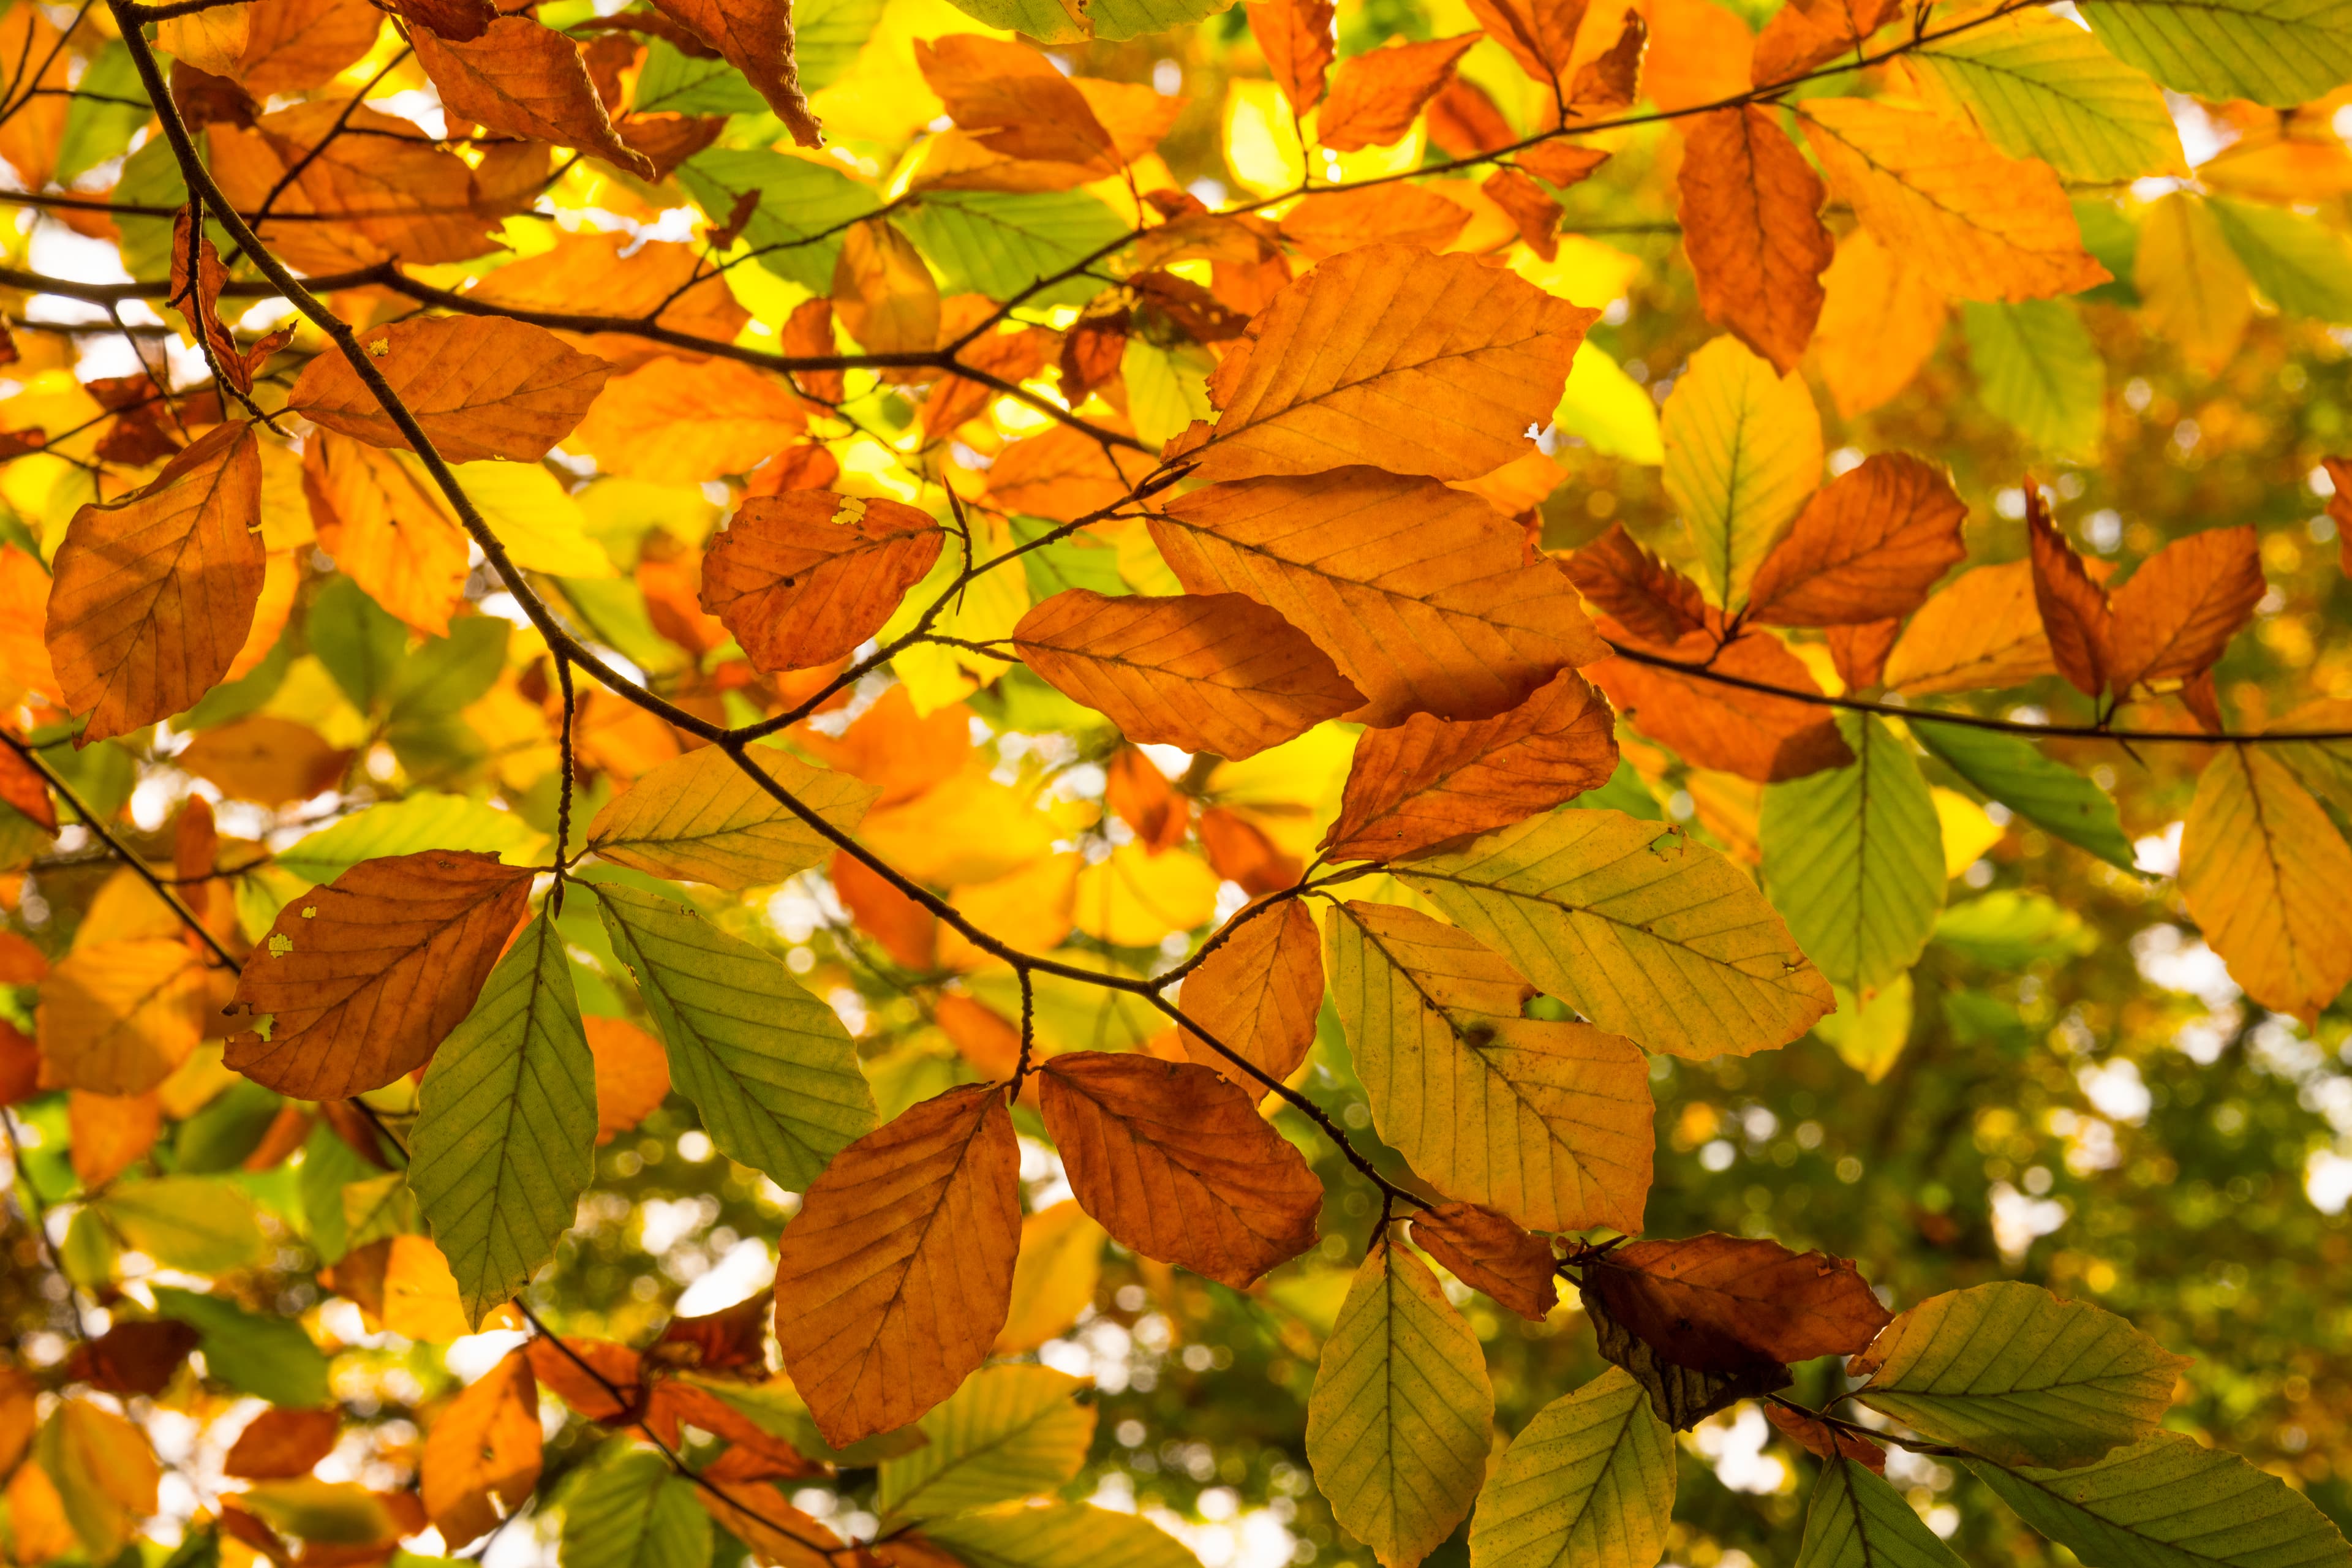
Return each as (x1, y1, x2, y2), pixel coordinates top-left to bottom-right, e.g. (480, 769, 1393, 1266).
(287, 317, 611, 464)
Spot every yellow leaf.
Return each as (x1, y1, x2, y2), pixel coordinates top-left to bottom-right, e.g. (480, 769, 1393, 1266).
(1662, 336, 1823, 611)
(2179, 747, 2352, 1022)
(1932, 786, 2005, 877)
(38, 940, 211, 1096)
(1072, 842, 1221, 947)
(2133, 193, 2253, 376)
(589, 744, 877, 891)
(993, 1202, 1107, 1354)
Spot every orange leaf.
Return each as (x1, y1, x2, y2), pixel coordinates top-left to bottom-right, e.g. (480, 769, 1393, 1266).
(571, 356, 809, 483)
(238, 0, 384, 96)
(411, 17, 652, 179)
(1178, 246, 1594, 483)
(1177, 898, 1324, 1082)
(797, 687, 974, 807)
(1515, 141, 1613, 188)
(1250, 0, 1338, 113)
(419, 1350, 542, 1550)
(584, 1016, 671, 1144)
(1104, 747, 1188, 853)
(1198, 805, 1301, 895)
(1752, 0, 1897, 83)
(1317, 34, 1481, 151)
(177, 715, 353, 807)
(934, 992, 1022, 1080)
(833, 220, 941, 358)
(1464, 0, 1588, 88)
(168, 207, 253, 396)
(1586, 630, 1852, 782)
(1038, 1050, 1322, 1288)
(1322, 668, 1619, 860)
(700, 491, 943, 674)
(695, 1481, 843, 1568)
(1409, 1201, 1558, 1320)
(1826, 619, 1900, 690)
(1582, 1233, 1893, 1366)
(301, 432, 470, 637)
(226, 851, 535, 1099)
(1483, 168, 1564, 259)
(386, 0, 497, 40)
(524, 1336, 639, 1423)
(1568, 11, 1646, 113)
(914, 37, 1120, 173)
(986, 426, 1156, 522)
(1879, 559, 2053, 696)
(1798, 99, 2108, 303)
(829, 848, 938, 969)
(1766, 1403, 1886, 1471)
(69, 1090, 161, 1188)
(1428, 77, 1520, 157)
(2106, 525, 2264, 695)
(1011, 589, 1363, 760)
(0, 743, 55, 833)
(37, 938, 211, 1095)
(1561, 523, 1713, 647)
(1644, 0, 1752, 113)
(1275, 184, 1472, 259)
(1811, 228, 1947, 420)
(0, 933, 48, 986)
(466, 233, 750, 372)
(1744, 453, 1966, 627)
(287, 317, 609, 464)
(1153, 468, 1605, 725)
(1677, 106, 1832, 375)
(0, 546, 61, 708)
(648, 0, 820, 147)
(209, 102, 496, 273)
(45, 420, 263, 744)
(771, 1083, 1020, 1447)
(225, 1409, 342, 1482)
(2026, 485, 2113, 699)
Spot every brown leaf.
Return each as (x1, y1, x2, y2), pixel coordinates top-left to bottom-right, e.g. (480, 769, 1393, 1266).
(1105, 748, 1188, 852)
(0, 1022, 39, 1106)
(772, 1083, 1020, 1447)
(1483, 168, 1564, 260)
(2328, 455, 2352, 576)
(699, 491, 943, 674)
(1582, 1283, 1791, 1429)
(1743, 453, 1966, 627)
(287, 317, 609, 464)
(225, 1409, 342, 1481)
(1250, 0, 1337, 113)
(1060, 311, 1130, 402)
(1879, 559, 2054, 695)
(1765, 1403, 1886, 1471)
(1464, 0, 1588, 87)
(63, 1320, 200, 1398)
(1428, 77, 1520, 157)
(1410, 1202, 1558, 1321)
(1516, 141, 1613, 188)
(385, 0, 496, 40)
(1321, 669, 1619, 860)
(1567, 12, 1646, 113)
(169, 207, 253, 396)
(654, 1290, 772, 1374)
(45, 421, 263, 744)
(1198, 806, 1301, 895)
(914, 36, 1119, 173)
(648, 0, 820, 146)
(1585, 1234, 1893, 1367)
(301, 432, 470, 637)
(1274, 185, 1472, 260)
(411, 17, 652, 178)
(1317, 34, 1482, 152)
(1152, 468, 1605, 725)
(524, 1336, 639, 1423)
(2106, 525, 2264, 694)
(1826, 619, 1900, 690)
(1561, 524, 1712, 647)
(1586, 630, 1853, 782)
(1011, 589, 1363, 760)
(226, 851, 535, 1099)
(420, 1350, 542, 1550)
(1677, 106, 1833, 375)
(2026, 484, 2113, 698)
(1038, 1050, 1322, 1288)
(1177, 899, 1323, 1082)
(1752, 0, 1898, 83)
(614, 112, 728, 181)
(209, 102, 497, 271)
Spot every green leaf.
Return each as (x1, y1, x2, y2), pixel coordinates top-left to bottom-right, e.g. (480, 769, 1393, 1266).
(297, 1121, 376, 1263)
(1934, 891, 2097, 967)
(386, 617, 510, 728)
(1913, 722, 2136, 871)
(277, 795, 543, 888)
(594, 883, 876, 1188)
(1086, 0, 1241, 40)
(1964, 1431, 2352, 1568)
(151, 1286, 334, 1408)
(2204, 200, 2352, 324)
(1011, 521, 1126, 601)
(1120, 337, 1216, 449)
(1467, 1366, 1676, 1568)
(586, 744, 876, 892)
(1812, 975, 1913, 1082)
(115, 135, 190, 282)
(877, 1366, 1095, 1526)
(1324, 900, 1653, 1234)
(797, 0, 886, 88)
(1796, 1458, 1970, 1568)
(936, 0, 1088, 43)
(924, 1502, 1200, 1568)
(1393, 810, 1835, 1061)
(56, 44, 150, 184)
(1660, 335, 1823, 611)
(173, 1079, 284, 1174)
(1305, 1243, 1494, 1568)
(678, 151, 878, 294)
(559, 1448, 710, 1568)
(342, 1171, 418, 1253)
(1962, 301, 2105, 461)
(1911, 10, 2184, 183)
(409, 911, 597, 1330)
(1554, 342, 1663, 467)
(1758, 714, 1945, 998)
(2079, 0, 2352, 107)
(634, 40, 769, 115)
(1851, 1281, 2190, 1468)
(309, 576, 412, 714)
(96, 1177, 268, 1273)
(1570, 759, 1665, 820)
(900, 192, 1128, 310)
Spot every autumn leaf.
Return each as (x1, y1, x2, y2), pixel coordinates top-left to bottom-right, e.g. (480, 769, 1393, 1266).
(226, 850, 535, 1099)
(1317, 34, 1480, 151)
(301, 432, 471, 636)
(1584, 1234, 1892, 1370)
(1176, 899, 1324, 1082)
(1662, 335, 1823, 611)
(2105, 524, 2264, 694)
(410, 17, 653, 179)
(833, 219, 942, 356)
(1880, 559, 2056, 695)
(1409, 1201, 1559, 1321)
(1753, 0, 1898, 81)
(587, 744, 878, 891)
(1673, 105, 1834, 373)
(1586, 629, 1855, 783)
(914, 36, 1120, 173)
(1813, 228, 1948, 420)
(1743, 453, 1967, 627)
(1250, 0, 1338, 111)
(224, 1409, 342, 1482)
(2025, 485, 2114, 699)
(419, 1350, 542, 1549)
(2178, 745, 2352, 1022)
(287, 317, 610, 464)
(1464, 0, 1588, 89)
(1468, 1368, 1676, 1568)
(37, 938, 212, 1096)
(700, 491, 943, 673)
(648, 0, 821, 147)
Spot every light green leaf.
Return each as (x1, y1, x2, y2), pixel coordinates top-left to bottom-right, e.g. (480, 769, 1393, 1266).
(1962, 300, 2105, 461)
(633, 40, 769, 114)
(308, 576, 410, 714)
(1324, 900, 1653, 1234)
(408, 911, 596, 1330)
(1912, 10, 2185, 183)
(439, 460, 614, 578)
(1393, 810, 1836, 1061)
(1913, 722, 2136, 871)
(1661, 335, 1822, 611)
(2079, 0, 2352, 107)
(1120, 337, 1216, 449)
(1759, 713, 1945, 998)
(1087, 0, 1242, 41)
(555, 578, 695, 680)
(588, 744, 876, 892)
(1467, 1366, 1676, 1568)
(900, 192, 1127, 310)
(1814, 975, 1913, 1084)
(234, 1483, 399, 1548)
(385, 617, 510, 731)
(797, 0, 886, 88)
(1305, 1243, 1494, 1568)
(1553, 342, 1663, 466)
(925, 1502, 1200, 1568)
(96, 1177, 268, 1272)
(297, 1122, 377, 1263)
(594, 883, 876, 1188)
(559, 1448, 710, 1568)
(115, 136, 190, 282)
(56, 45, 149, 184)
(878, 1366, 1095, 1526)
(1934, 891, 2097, 967)
(276, 795, 543, 888)
(2204, 200, 2352, 324)
(151, 1286, 334, 1408)
(1851, 1281, 2190, 1468)
(1965, 1431, 2352, 1568)
(1796, 1457, 1969, 1568)
(937, 0, 1088, 42)
(342, 1171, 419, 1253)
(679, 151, 878, 293)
